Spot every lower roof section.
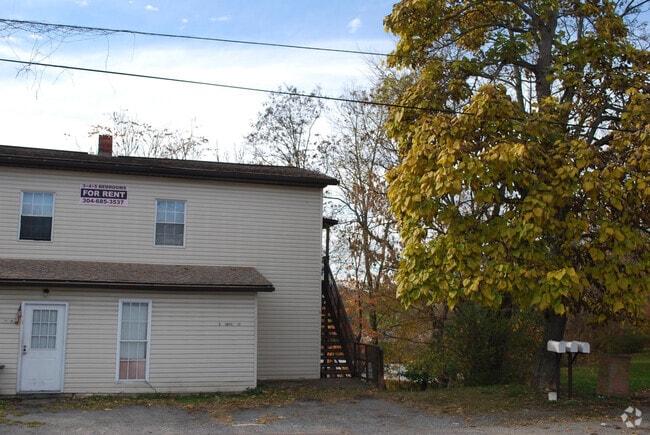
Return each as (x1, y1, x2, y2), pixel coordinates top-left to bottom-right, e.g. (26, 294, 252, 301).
(0, 258, 275, 292)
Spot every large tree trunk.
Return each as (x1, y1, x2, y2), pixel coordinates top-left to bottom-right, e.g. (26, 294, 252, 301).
(531, 310, 567, 388)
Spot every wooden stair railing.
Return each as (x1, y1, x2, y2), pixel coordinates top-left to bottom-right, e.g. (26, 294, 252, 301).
(321, 257, 356, 378)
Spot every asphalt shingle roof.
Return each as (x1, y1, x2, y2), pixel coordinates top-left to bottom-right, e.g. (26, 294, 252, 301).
(0, 144, 338, 188)
(0, 259, 275, 292)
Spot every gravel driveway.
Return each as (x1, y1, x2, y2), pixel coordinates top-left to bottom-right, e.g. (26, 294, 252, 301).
(1, 396, 633, 434)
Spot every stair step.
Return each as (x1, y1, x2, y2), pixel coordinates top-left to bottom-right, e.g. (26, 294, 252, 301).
(321, 370, 352, 377)
(321, 271, 355, 378)
(321, 367, 348, 371)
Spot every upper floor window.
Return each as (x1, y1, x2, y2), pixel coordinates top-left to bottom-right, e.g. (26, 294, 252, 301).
(20, 192, 54, 241)
(155, 199, 185, 246)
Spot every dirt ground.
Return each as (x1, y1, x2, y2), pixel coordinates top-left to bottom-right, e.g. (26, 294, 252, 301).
(0, 380, 645, 434)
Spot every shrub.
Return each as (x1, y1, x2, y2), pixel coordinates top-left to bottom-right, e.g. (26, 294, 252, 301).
(403, 360, 436, 390)
(405, 301, 540, 388)
(605, 333, 649, 354)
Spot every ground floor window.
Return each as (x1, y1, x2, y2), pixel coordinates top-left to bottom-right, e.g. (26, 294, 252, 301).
(117, 300, 151, 381)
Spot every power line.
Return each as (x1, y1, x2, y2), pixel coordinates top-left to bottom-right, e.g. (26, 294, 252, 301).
(0, 18, 643, 135)
(0, 18, 398, 58)
(0, 57, 637, 134)
(0, 56, 426, 110)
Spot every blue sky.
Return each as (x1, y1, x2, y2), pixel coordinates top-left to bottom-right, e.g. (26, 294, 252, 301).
(0, 1, 397, 158)
(6, 1, 393, 42)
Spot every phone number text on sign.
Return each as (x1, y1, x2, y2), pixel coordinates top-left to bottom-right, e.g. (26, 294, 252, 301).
(80, 184, 128, 206)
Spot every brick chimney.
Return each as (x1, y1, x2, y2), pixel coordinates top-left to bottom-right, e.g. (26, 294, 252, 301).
(98, 135, 113, 156)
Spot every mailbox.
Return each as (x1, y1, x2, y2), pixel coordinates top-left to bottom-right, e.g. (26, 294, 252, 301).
(566, 341, 590, 354)
(547, 340, 566, 353)
(547, 339, 590, 399)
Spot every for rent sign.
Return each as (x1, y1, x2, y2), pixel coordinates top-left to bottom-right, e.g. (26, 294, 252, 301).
(80, 184, 128, 206)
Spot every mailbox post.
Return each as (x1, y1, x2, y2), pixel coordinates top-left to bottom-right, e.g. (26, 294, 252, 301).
(565, 341, 590, 398)
(547, 340, 590, 399)
(547, 340, 566, 398)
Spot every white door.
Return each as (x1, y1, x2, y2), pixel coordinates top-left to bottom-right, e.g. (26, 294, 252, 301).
(18, 303, 67, 392)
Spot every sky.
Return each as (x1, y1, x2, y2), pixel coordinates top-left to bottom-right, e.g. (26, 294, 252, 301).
(0, 1, 398, 160)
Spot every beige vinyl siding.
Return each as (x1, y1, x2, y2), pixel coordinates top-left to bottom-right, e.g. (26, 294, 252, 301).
(0, 296, 20, 394)
(0, 288, 257, 395)
(0, 167, 323, 381)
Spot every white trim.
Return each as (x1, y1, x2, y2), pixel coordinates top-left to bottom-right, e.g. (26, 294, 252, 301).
(253, 294, 258, 385)
(17, 301, 68, 393)
(115, 299, 153, 383)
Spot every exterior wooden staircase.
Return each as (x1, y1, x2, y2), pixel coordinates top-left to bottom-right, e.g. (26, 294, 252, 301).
(320, 218, 384, 387)
(321, 258, 355, 378)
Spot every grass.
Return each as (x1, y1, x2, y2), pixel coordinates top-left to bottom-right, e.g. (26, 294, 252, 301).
(0, 400, 13, 425)
(2, 351, 649, 426)
(385, 383, 542, 414)
(0, 399, 44, 427)
(630, 351, 650, 393)
(566, 350, 650, 396)
(379, 351, 650, 426)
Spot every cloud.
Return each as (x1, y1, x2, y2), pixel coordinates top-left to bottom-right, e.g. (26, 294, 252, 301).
(210, 16, 231, 22)
(181, 18, 189, 25)
(0, 31, 396, 158)
(76, 0, 89, 6)
(347, 18, 361, 33)
(144, 5, 158, 12)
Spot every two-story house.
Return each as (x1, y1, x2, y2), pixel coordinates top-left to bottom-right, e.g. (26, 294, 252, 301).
(0, 136, 337, 395)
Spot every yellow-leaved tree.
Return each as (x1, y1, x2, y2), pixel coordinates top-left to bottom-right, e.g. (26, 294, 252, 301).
(384, 0, 649, 387)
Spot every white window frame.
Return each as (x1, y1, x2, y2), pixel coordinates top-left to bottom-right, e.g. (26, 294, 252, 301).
(154, 199, 186, 247)
(18, 191, 55, 242)
(116, 299, 152, 382)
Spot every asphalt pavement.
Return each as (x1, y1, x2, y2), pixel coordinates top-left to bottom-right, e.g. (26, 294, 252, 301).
(0, 395, 632, 434)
